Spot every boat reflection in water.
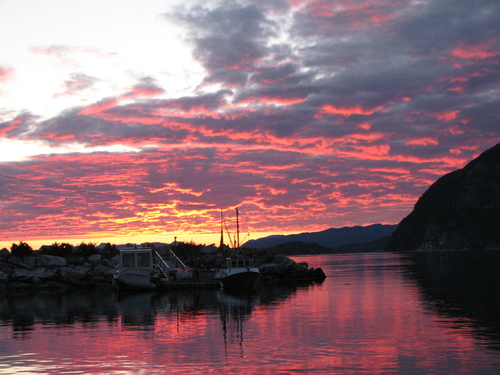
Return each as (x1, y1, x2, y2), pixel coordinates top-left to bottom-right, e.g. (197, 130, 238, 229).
(117, 291, 157, 330)
(115, 286, 294, 335)
(217, 290, 261, 359)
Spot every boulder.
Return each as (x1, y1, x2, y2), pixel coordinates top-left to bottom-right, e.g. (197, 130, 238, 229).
(11, 267, 56, 281)
(297, 261, 308, 269)
(259, 263, 279, 275)
(67, 257, 86, 266)
(254, 251, 274, 264)
(106, 255, 120, 267)
(37, 254, 67, 267)
(60, 266, 91, 285)
(0, 271, 8, 282)
(0, 261, 14, 276)
(273, 254, 288, 264)
(280, 258, 297, 272)
(292, 262, 308, 274)
(91, 264, 115, 277)
(9, 256, 37, 269)
(87, 254, 102, 264)
(309, 267, 326, 280)
(0, 248, 10, 259)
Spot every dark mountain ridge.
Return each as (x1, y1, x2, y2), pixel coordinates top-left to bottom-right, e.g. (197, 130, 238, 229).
(263, 235, 393, 256)
(243, 224, 397, 249)
(386, 143, 500, 252)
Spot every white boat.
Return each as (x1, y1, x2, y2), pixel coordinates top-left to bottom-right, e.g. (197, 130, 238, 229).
(113, 245, 194, 289)
(113, 246, 160, 289)
(214, 208, 260, 289)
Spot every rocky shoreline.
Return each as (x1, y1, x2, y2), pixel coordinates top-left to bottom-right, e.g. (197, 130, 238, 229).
(0, 246, 326, 292)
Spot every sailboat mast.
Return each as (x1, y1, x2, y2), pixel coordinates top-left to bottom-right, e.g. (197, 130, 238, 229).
(236, 207, 240, 249)
(219, 209, 224, 249)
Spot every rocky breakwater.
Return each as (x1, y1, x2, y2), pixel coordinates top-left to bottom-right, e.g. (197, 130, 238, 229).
(256, 253, 326, 284)
(0, 243, 327, 291)
(187, 247, 327, 285)
(0, 249, 118, 291)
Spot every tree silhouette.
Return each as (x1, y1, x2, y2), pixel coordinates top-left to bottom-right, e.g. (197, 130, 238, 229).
(11, 241, 33, 258)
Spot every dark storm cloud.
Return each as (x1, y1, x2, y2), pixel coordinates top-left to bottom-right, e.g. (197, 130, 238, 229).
(393, 0, 500, 51)
(169, 3, 277, 83)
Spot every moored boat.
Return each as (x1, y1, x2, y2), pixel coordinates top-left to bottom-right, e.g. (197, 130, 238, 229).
(214, 257, 260, 289)
(214, 208, 260, 289)
(113, 245, 195, 289)
(113, 246, 160, 289)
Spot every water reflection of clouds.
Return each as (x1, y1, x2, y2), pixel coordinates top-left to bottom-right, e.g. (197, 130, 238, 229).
(1, 253, 498, 374)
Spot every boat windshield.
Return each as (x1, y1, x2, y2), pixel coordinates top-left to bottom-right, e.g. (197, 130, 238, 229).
(120, 250, 152, 268)
(228, 258, 254, 268)
(122, 252, 135, 267)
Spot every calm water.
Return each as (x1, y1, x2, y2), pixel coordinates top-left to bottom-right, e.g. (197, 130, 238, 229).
(0, 252, 499, 374)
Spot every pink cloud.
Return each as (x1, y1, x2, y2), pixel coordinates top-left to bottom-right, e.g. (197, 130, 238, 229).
(0, 65, 14, 83)
(318, 104, 385, 117)
(245, 96, 308, 105)
(447, 86, 465, 93)
(78, 98, 120, 116)
(451, 43, 500, 60)
(130, 86, 165, 97)
(406, 138, 439, 146)
(434, 111, 459, 122)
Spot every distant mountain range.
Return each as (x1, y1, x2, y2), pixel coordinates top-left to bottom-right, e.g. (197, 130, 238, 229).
(243, 224, 397, 250)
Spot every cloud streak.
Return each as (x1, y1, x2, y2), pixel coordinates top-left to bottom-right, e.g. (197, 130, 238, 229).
(0, 0, 499, 246)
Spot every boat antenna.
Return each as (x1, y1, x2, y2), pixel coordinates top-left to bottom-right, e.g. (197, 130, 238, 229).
(219, 210, 224, 249)
(236, 207, 240, 249)
(240, 232, 250, 245)
(222, 211, 235, 248)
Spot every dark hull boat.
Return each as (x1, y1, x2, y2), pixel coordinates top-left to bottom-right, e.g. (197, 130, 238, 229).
(215, 208, 260, 289)
(214, 257, 260, 289)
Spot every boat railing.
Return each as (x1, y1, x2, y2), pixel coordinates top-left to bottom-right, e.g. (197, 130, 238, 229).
(153, 251, 171, 276)
(169, 249, 187, 269)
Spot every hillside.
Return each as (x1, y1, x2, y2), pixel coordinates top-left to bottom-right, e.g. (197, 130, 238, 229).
(262, 236, 392, 256)
(243, 224, 397, 249)
(386, 143, 500, 252)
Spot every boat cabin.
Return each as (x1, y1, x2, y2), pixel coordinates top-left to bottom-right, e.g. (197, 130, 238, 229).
(119, 248, 154, 269)
(226, 258, 255, 269)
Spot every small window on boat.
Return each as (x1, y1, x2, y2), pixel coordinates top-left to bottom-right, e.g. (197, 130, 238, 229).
(136, 252, 151, 267)
(122, 253, 135, 267)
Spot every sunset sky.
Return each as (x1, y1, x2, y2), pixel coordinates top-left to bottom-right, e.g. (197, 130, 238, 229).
(1, 0, 499, 249)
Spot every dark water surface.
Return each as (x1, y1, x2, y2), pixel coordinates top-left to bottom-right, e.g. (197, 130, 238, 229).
(0, 252, 499, 374)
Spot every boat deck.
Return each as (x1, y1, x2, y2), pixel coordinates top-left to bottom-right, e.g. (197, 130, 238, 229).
(157, 270, 220, 289)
